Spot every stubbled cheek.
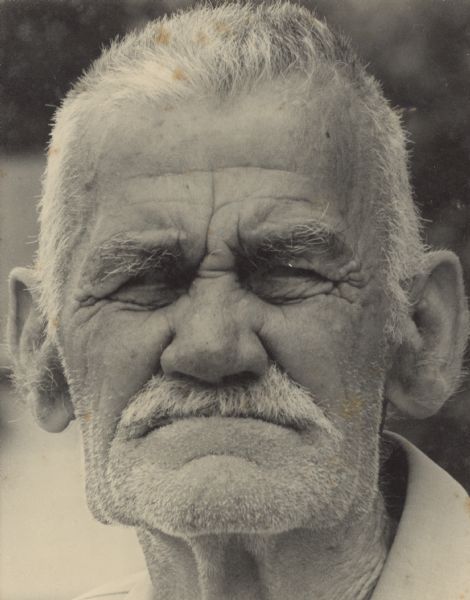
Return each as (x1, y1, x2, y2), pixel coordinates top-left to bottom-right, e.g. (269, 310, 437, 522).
(66, 309, 174, 420)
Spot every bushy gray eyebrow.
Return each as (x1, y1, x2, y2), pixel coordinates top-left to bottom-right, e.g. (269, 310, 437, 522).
(238, 222, 352, 267)
(83, 222, 351, 289)
(87, 233, 184, 284)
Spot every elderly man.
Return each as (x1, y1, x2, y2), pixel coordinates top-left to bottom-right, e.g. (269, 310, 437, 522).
(7, 3, 470, 599)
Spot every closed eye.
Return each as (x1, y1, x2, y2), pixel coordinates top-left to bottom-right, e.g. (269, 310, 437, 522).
(240, 263, 334, 304)
(107, 268, 193, 309)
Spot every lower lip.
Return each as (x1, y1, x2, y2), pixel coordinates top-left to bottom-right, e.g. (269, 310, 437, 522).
(121, 416, 308, 470)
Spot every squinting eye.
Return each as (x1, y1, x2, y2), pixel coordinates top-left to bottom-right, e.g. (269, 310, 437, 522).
(244, 265, 334, 304)
(109, 273, 184, 309)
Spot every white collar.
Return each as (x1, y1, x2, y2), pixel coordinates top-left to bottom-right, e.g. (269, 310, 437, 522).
(127, 573, 154, 600)
(372, 432, 470, 598)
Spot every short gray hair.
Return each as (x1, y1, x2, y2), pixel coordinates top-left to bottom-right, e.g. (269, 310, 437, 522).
(37, 1, 425, 339)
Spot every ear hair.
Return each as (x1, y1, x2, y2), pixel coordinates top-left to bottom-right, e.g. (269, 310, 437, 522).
(8, 267, 74, 432)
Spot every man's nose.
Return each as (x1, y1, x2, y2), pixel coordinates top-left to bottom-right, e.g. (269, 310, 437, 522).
(160, 279, 268, 385)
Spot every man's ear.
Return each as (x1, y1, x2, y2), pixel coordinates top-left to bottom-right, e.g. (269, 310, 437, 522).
(8, 267, 74, 432)
(385, 250, 469, 418)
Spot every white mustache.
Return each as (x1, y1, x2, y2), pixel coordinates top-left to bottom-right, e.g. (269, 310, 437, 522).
(116, 365, 341, 441)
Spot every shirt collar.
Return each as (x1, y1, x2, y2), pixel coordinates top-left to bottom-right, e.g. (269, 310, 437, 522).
(372, 431, 470, 599)
(127, 571, 154, 600)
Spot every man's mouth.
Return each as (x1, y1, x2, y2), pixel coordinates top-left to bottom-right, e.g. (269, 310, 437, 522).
(116, 366, 340, 442)
(122, 413, 305, 440)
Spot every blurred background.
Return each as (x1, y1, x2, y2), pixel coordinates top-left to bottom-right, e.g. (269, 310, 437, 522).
(1, 0, 469, 598)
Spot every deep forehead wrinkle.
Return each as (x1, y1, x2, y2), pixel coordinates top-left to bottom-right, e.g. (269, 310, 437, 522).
(104, 167, 319, 205)
(123, 166, 314, 179)
(212, 167, 319, 206)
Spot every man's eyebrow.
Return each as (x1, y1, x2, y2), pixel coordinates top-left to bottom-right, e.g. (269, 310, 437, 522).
(239, 222, 352, 265)
(84, 232, 184, 283)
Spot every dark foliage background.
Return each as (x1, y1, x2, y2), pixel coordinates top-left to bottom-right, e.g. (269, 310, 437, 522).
(1, 0, 469, 490)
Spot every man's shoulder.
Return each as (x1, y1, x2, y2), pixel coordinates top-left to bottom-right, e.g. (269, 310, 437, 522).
(72, 570, 151, 600)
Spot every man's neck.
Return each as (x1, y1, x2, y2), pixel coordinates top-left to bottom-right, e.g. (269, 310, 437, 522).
(137, 495, 393, 600)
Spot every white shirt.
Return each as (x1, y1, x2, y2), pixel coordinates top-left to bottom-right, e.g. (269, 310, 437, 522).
(372, 432, 470, 598)
(74, 433, 470, 599)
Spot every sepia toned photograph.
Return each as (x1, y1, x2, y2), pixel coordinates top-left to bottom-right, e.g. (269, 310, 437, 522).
(1, 1, 470, 599)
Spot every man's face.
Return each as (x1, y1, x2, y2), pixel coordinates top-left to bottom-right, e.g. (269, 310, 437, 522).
(58, 78, 393, 536)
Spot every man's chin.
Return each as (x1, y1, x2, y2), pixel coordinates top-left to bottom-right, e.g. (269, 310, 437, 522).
(97, 417, 353, 536)
(106, 453, 322, 536)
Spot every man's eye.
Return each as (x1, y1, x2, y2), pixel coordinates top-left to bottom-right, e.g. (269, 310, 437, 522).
(108, 274, 184, 308)
(243, 265, 334, 304)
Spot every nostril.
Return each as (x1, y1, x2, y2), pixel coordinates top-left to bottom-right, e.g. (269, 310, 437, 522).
(221, 371, 259, 387)
(170, 372, 210, 387)
(167, 371, 259, 388)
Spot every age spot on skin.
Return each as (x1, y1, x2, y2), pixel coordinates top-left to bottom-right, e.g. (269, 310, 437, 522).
(214, 20, 230, 35)
(173, 67, 187, 81)
(155, 25, 170, 45)
(194, 31, 210, 46)
(79, 411, 92, 423)
(341, 397, 364, 419)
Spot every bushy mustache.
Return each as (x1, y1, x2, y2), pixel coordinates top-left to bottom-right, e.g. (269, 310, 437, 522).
(116, 365, 340, 440)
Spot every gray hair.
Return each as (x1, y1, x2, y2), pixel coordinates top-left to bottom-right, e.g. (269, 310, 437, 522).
(37, 1, 425, 339)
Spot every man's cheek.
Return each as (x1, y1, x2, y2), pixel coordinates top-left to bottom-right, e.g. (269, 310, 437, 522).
(259, 300, 355, 398)
(67, 308, 173, 420)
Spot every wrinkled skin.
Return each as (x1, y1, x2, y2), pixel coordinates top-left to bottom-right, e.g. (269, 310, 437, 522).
(56, 78, 394, 536)
(9, 72, 468, 599)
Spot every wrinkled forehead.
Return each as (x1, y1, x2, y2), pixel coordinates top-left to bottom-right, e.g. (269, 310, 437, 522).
(71, 75, 380, 258)
(82, 77, 367, 182)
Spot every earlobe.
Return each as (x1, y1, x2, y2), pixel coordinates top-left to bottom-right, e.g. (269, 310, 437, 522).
(30, 348, 75, 433)
(385, 250, 469, 418)
(8, 267, 74, 433)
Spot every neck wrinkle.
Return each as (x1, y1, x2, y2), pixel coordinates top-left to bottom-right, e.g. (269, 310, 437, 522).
(137, 494, 392, 600)
(137, 528, 201, 600)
